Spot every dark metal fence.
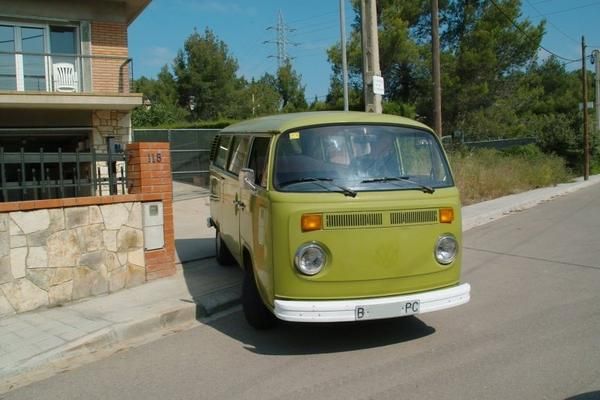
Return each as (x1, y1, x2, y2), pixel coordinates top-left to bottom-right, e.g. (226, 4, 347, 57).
(133, 129, 219, 186)
(0, 146, 126, 203)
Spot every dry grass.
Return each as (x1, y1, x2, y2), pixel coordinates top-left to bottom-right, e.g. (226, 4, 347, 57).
(448, 148, 573, 205)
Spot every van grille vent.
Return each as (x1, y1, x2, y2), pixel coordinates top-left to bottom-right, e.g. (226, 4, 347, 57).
(325, 212, 383, 229)
(390, 209, 438, 225)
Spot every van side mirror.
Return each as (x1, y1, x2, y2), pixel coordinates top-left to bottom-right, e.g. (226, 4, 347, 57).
(239, 168, 257, 191)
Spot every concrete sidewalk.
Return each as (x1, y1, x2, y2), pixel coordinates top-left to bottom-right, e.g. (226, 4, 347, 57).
(1, 176, 599, 392)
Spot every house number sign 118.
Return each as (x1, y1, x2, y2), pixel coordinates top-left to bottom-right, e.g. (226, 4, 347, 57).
(147, 152, 163, 163)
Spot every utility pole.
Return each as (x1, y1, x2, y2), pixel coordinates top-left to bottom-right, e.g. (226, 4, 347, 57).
(582, 36, 589, 181)
(593, 49, 600, 132)
(431, 0, 442, 137)
(361, 0, 383, 113)
(339, 0, 349, 111)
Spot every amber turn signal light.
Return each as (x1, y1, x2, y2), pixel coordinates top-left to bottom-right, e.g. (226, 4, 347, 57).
(301, 214, 323, 232)
(439, 208, 454, 224)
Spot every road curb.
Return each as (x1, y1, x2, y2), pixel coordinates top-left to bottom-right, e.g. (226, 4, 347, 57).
(194, 284, 242, 318)
(462, 176, 600, 231)
(0, 302, 199, 392)
(0, 281, 245, 390)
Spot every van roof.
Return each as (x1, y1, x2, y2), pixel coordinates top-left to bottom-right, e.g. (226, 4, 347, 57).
(220, 111, 433, 134)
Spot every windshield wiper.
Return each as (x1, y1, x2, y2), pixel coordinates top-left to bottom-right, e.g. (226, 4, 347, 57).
(360, 176, 435, 194)
(279, 177, 357, 197)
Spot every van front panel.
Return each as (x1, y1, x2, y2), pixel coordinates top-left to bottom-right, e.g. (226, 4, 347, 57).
(270, 188, 462, 301)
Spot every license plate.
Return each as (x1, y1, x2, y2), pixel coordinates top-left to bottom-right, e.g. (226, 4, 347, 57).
(355, 300, 420, 321)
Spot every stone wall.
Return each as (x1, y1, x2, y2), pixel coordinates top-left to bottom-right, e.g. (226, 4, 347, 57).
(92, 110, 131, 150)
(0, 202, 146, 317)
(92, 110, 130, 195)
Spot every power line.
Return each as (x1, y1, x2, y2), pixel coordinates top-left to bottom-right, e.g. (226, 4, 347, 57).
(523, 0, 579, 45)
(288, 19, 338, 32)
(489, 0, 579, 62)
(287, 11, 338, 25)
(288, 25, 338, 38)
(543, 1, 600, 16)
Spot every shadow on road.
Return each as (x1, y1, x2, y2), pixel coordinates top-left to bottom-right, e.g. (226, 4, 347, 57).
(565, 392, 600, 400)
(175, 238, 215, 264)
(207, 312, 435, 356)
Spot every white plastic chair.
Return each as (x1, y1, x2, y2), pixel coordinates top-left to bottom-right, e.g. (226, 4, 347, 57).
(52, 62, 79, 92)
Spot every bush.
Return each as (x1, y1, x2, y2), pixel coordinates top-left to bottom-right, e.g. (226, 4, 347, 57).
(132, 103, 189, 128)
(448, 147, 572, 205)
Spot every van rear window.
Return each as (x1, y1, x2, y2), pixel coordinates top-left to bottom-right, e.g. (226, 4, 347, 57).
(214, 135, 232, 170)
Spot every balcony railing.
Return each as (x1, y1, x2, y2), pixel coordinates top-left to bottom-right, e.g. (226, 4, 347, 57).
(0, 51, 134, 94)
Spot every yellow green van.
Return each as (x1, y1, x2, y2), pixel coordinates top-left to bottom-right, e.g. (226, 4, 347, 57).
(207, 111, 470, 329)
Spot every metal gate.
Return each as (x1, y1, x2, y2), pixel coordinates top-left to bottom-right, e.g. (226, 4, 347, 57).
(132, 129, 218, 186)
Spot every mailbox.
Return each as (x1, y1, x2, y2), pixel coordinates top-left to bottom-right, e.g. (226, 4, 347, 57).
(143, 201, 164, 250)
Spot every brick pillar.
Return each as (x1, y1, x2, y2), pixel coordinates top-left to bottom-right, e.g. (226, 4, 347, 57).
(126, 143, 175, 280)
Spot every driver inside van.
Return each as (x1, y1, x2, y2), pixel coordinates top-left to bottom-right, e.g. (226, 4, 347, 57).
(353, 133, 399, 178)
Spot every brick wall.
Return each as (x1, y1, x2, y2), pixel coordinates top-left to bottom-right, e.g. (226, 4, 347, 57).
(91, 22, 129, 93)
(126, 143, 175, 281)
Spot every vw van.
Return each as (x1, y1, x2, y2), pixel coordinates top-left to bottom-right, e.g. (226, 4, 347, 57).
(207, 112, 470, 329)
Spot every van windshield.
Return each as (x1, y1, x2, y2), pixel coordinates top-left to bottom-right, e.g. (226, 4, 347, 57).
(273, 125, 453, 192)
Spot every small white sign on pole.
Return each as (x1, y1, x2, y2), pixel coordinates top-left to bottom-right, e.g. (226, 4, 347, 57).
(373, 75, 385, 95)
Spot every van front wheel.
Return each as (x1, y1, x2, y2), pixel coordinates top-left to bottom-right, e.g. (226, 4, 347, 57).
(215, 230, 235, 266)
(242, 269, 277, 330)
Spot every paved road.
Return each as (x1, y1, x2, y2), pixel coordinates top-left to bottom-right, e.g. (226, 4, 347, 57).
(4, 184, 600, 400)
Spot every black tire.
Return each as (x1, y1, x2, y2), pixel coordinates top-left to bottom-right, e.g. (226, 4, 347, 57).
(215, 230, 236, 266)
(242, 268, 277, 330)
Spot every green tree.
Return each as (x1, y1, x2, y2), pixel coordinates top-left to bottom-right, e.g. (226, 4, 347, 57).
(173, 28, 243, 120)
(133, 65, 187, 127)
(522, 57, 584, 167)
(442, 0, 545, 136)
(326, 0, 545, 130)
(276, 62, 308, 112)
(235, 75, 281, 118)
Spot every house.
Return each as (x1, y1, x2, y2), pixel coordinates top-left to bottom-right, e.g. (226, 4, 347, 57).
(0, 0, 150, 199)
(0, 0, 179, 316)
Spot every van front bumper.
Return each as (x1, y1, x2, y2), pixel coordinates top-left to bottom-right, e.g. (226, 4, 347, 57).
(273, 283, 470, 322)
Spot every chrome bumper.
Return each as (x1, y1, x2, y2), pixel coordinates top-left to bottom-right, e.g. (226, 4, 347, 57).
(274, 283, 471, 323)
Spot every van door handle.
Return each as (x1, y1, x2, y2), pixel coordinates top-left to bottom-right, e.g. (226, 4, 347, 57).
(233, 199, 246, 210)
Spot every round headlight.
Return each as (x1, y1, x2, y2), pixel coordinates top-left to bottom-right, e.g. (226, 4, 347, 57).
(294, 243, 327, 275)
(435, 234, 458, 265)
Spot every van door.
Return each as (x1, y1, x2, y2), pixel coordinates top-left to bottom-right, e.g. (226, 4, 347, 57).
(220, 135, 251, 262)
(239, 137, 273, 302)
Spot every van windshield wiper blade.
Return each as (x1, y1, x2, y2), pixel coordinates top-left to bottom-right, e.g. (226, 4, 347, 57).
(360, 176, 435, 194)
(279, 177, 357, 197)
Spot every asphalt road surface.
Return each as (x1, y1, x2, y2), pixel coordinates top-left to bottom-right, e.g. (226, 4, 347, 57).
(4, 184, 600, 400)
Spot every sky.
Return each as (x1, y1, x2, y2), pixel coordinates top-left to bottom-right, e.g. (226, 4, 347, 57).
(128, 0, 600, 102)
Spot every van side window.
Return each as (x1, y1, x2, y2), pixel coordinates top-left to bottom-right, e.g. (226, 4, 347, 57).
(227, 136, 251, 176)
(248, 137, 271, 187)
(214, 135, 232, 170)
